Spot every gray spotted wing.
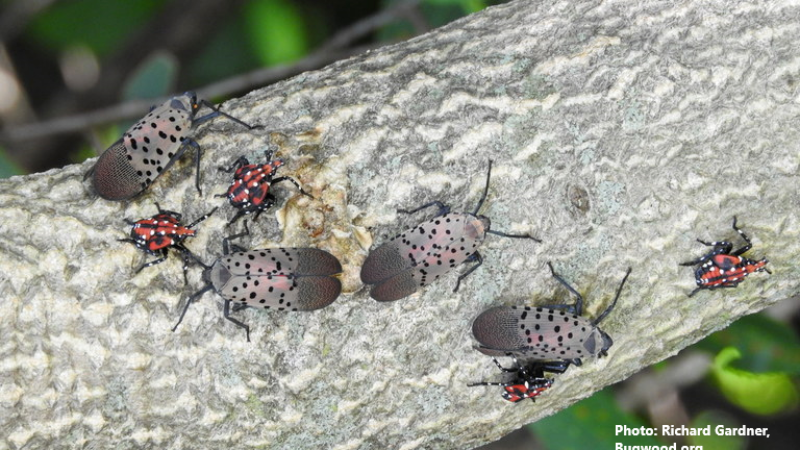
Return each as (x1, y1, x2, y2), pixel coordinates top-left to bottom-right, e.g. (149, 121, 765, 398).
(122, 97, 193, 190)
(219, 248, 341, 311)
(472, 306, 590, 360)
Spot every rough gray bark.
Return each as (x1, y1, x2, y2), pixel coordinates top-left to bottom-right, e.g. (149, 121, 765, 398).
(1, 0, 797, 449)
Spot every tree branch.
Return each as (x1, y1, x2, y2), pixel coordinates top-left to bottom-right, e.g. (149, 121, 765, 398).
(0, 0, 796, 449)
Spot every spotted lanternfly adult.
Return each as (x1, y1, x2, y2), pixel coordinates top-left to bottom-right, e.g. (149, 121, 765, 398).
(680, 216, 770, 297)
(172, 234, 343, 341)
(85, 91, 256, 201)
(472, 262, 631, 369)
(360, 160, 541, 302)
(120, 203, 217, 282)
(218, 150, 312, 224)
(468, 357, 557, 403)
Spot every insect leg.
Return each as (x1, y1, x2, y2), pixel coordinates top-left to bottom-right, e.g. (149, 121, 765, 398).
(219, 156, 249, 173)
(172, 244, 206, 285)
(227, 209, 249, 226)
(540, 360, 571, 374)
(172, 284, 214, 332)
(222, 224, 250, 254)
(186, 207, 218, 229)
(679, 244, 727, 266)
(184, 139, 203, 195)
(491, 357, 520, 373)
(232, 302, 250, 312)
(196, 99, 257, 129)
(547, 262, 584, 315)
(223, 299, 251, 342)
(153, 202, 181, 220)
(468, 159, 493, 215)
(697, 239, 734, 254)
(730, 217, 755, 256)
(592, 267, 631, 325)
(454, 252, 483, 292)
(272, 176, 314, 199)
(135, 251, 168, 273)
(466, 380, 505, 387)
(487, 229, 541, 243)
(398, 201, 450, 217)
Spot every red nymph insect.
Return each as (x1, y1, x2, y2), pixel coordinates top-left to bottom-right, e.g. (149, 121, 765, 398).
(680, 216, 770, 297)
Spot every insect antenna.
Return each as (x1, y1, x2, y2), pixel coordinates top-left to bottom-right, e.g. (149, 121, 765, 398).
(471, 160, 493, 215)
(592, 267, 632, 326)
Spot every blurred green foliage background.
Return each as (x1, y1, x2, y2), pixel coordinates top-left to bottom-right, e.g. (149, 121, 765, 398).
(0, 1, 797, 449)
(528, 314, 799, 450)
(0, 0, 492, 176)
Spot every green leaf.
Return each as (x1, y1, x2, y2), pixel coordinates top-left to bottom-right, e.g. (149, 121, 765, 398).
(74, 125, 121, 162)
(712, 347, 798, 415)
(424, 0, 487, 14)
(121, 52, 178, 101)
(244, 0, 309, 66)
(378, 0, 490, 42)
(694, 314, 800, 374)
(186, 18, 261, 88)
(529, 388, 662, 449)
(419, 0, 472, 28)
(0, 147, 24, 178)
(26, 0, 162, 56)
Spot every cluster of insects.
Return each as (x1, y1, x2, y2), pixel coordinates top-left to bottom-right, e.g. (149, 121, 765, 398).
(467, 217, 771, 403)
(469, 262, 631, 401)
(88, 92, 341, 342)
(86, 92, 772, 403)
